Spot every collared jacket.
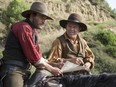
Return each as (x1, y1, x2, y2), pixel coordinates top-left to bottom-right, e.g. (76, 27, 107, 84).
(48, 33, 94, 69)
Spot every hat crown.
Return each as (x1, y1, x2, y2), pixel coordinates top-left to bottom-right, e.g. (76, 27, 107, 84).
(21, 2, 53, 20)
(68, 13, 82, 22)
(59, 13, 87, 32)
(30, 2, 48, 16)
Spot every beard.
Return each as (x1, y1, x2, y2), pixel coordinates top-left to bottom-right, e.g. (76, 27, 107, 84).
(36, 24, 44, 30)
(32, 17, 44, 29)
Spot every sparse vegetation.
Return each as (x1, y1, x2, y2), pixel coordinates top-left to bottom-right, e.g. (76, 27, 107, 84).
(1, 0, 29, 33)
(89, 0, 116, 19)
(0, 0, 116, 74)
(95, 30, 116, 45)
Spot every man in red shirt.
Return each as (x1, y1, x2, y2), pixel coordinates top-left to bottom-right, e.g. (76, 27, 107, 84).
(0, 2, 62, 87)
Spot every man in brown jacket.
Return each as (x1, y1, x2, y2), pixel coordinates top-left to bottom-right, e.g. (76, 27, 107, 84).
(48, 13, 95, 74)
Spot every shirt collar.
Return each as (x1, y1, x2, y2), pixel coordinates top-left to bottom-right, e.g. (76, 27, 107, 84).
(23, 19, 35, 30)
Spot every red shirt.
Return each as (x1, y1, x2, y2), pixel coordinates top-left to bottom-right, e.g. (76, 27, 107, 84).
(11, 20, 42, 65)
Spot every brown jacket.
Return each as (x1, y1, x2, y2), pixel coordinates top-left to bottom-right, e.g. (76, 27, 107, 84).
(48, 33, 94, 69)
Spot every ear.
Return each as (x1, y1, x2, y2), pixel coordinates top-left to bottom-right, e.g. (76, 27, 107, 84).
(30, 12, 37, 18)
(79, 27, 81, 32)
(29, 13, 35, 22)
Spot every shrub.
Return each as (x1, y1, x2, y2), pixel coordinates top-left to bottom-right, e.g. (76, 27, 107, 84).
(1, 0, 28, 32)
(92, 47, 116, 74)
(95, 30, 116, 46)
(105, 45, 116, 58)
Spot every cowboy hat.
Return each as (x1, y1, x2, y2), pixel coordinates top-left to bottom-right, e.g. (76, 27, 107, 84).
(60, 13, 87, 32)
(21, 2, 53, 20)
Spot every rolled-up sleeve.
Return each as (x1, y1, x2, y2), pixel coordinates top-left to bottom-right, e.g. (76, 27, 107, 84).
(48, 39, 62, 63)
(49, 38, 95, 69)
(12, 23, 42, 65)
(83, 40, 95, 69)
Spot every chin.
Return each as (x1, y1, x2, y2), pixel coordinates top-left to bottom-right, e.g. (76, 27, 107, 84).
(39, 25, 44, 29)
(36, 28, 42, 30)
(35, 26, 43, 30)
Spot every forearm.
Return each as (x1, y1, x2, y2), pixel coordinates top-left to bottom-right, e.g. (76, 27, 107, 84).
(42, 62, 55, 72)
(34, 57, 62, 76)
(34, 57, 49, 70)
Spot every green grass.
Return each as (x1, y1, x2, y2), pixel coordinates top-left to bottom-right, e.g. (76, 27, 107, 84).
(37, 21, 116, 74)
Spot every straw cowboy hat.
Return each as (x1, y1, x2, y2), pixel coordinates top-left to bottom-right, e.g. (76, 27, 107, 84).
(21, 2, 53, 20)
(60, 13, 87, 32)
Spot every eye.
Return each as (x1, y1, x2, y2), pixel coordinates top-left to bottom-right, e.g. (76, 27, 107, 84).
(37, 14, 47, 20)
(42, 16, 47, 20)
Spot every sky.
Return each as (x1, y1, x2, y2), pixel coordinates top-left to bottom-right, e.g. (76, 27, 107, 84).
(105, 0, 116, 9)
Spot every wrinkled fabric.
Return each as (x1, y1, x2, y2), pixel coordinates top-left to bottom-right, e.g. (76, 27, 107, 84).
(48, 33, 94, 68)
(0, 65, 31, 87)
(9, 19, 42, 64)
(1, 19, 42, 87)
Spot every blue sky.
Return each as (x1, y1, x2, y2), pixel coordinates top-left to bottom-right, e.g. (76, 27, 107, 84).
(105, 0, 116, 9)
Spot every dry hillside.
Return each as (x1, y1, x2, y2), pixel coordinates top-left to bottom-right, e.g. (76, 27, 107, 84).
(0, 0, 115, 45)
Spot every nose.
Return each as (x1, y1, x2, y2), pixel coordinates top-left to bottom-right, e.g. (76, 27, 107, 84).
(42, 19, 45, 24)
(70, 27, 75, 30)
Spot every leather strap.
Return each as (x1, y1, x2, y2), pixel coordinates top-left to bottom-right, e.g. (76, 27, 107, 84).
(5, 60, 31, 69)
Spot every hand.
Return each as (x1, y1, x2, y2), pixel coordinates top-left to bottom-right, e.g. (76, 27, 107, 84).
(70, 57, 84, 65)
(53, 62, 64, 69)
(51, 67, 62, 76)
(36, 62, 62, 76)
(49, 62, 64, 69)
(83, 62, 91, 71)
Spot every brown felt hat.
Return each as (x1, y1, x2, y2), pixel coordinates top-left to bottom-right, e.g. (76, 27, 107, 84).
(60, 13, 87, 32)
(21, 2, 53, 20)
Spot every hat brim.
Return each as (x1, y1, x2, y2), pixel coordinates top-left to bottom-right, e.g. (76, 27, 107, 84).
(60, 20, 87, 32)
(21, 10, 53, 20)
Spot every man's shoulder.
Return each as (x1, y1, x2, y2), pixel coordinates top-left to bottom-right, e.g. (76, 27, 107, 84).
(79, 37, 86, 42)
(14, 21, 29, 27)
(12, 21, 31, 30)
(57, 34, 65, 41)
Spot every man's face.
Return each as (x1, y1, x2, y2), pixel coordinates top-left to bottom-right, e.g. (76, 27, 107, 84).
(32, 14, 47, 29)
(66, 22, 80, 39)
